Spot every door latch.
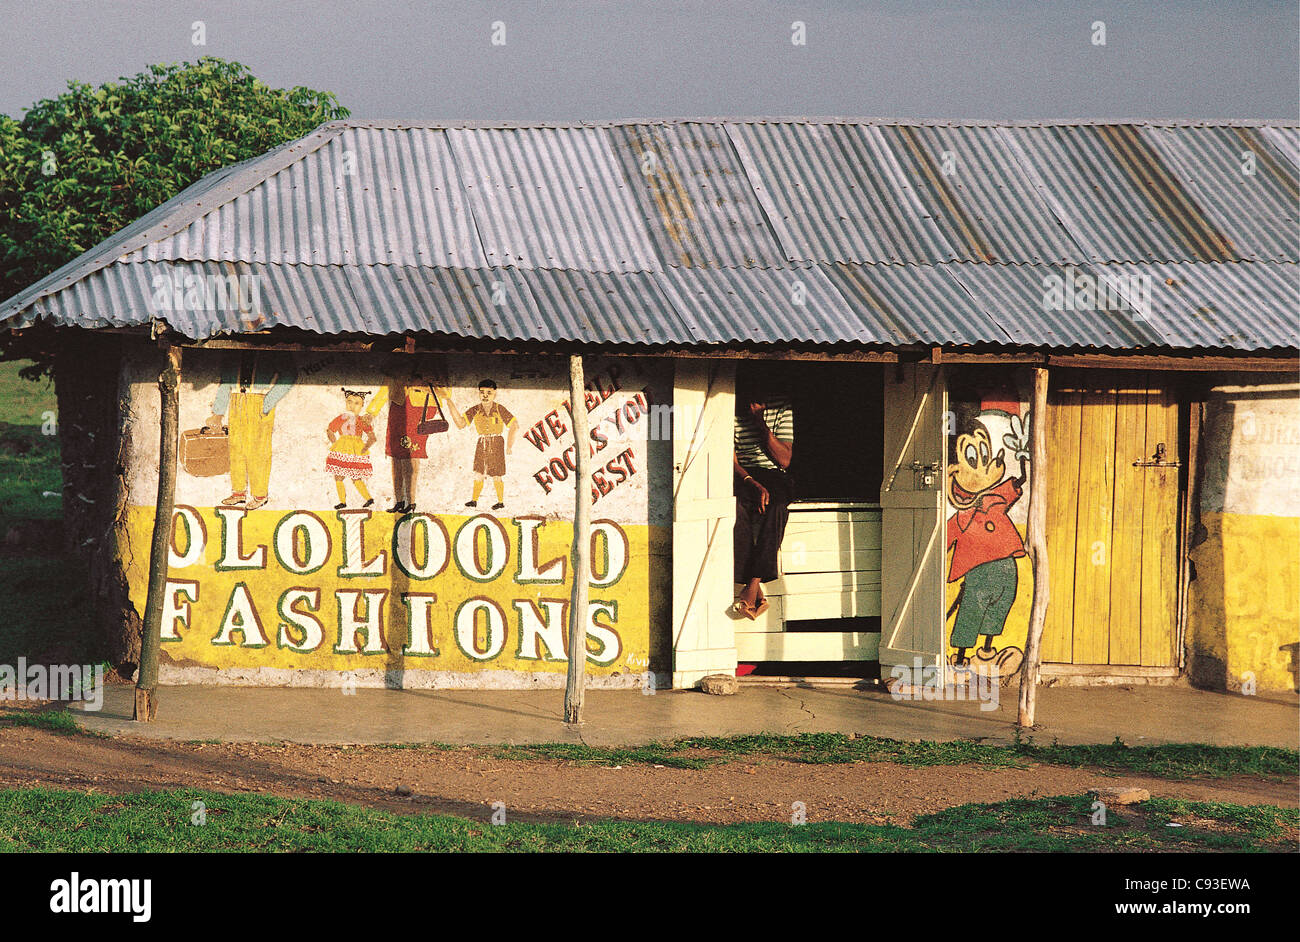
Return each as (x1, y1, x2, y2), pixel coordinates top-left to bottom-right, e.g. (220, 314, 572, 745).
(1133, 442, 1180, 469)
(910, 460, 943, 488)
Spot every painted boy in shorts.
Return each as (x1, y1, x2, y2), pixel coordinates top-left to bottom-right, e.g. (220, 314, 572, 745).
(438, 379, 519, 511)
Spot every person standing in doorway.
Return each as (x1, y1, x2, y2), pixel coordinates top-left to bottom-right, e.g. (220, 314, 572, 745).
(732, 380, 795, 619)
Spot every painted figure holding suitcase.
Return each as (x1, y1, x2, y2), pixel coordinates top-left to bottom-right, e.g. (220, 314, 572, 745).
(208, 352, 296, 510)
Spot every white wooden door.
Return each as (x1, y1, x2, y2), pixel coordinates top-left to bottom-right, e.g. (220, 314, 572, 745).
(671, 360, 738, 687)
(879, 362, 947, 685)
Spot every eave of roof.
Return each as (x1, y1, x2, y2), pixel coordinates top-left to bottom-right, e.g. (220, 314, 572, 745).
(3, 117, 1297, 353)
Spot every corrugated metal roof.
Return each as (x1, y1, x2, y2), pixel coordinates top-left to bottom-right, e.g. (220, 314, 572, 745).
(447, 126, 662, 272)
(608, 122, 788, 269)
(1004, 125, 1231, 264)
(818, 261, 1002, 345)
(942, 262, 1165, 349)
(514, 268, 690, 343)
(3, 118, 1297, 352)
(656, 263, 871, 344)
(879, 124, 1089, 265)
(725, 121, 954, 265)
(1139, 126, 1299, 263)
(1133, 261, 1300, 350)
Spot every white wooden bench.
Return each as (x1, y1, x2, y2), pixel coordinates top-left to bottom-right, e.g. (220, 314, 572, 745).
(734, 501, 883, 662)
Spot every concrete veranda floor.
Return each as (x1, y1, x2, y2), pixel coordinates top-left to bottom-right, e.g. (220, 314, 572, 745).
(69, 681, 1300, 748)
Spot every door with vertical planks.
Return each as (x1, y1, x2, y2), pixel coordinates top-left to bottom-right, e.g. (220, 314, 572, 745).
(671, 360, 738, 688)
(879, 362, 947, 682)
(1043, 370, 1180, 667)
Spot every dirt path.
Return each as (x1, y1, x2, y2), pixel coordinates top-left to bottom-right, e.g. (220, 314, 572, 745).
(1, 726, 1294, 825)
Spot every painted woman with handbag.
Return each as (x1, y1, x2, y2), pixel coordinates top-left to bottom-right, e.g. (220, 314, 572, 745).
(367, 362, 450, 514)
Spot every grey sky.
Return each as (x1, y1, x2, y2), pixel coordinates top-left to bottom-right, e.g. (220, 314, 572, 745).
(2, 0, 1297, 121)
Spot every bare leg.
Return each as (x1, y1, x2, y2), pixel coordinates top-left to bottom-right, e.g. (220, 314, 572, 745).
(392, 458, 413, 509)
(467, 473, 485, 506)
(408, 460, 421, 510)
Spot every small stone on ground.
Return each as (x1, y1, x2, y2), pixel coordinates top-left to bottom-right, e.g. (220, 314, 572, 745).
(699, 674, 738, 696)
(1093, 785, 1151, 805)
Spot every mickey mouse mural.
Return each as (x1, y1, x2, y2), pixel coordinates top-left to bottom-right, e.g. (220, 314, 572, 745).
(944, 376, 1033, 681)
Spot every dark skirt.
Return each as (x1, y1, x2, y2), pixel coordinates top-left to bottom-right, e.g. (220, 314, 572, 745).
(734, 466, 795, 584)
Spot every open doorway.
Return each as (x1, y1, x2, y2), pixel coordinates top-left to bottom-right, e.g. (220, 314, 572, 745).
(733, 360, 885, 677)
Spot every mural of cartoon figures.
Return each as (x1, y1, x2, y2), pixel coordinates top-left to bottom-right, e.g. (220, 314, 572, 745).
(208, 351, 296, 510)
(945, 391, 1033, 679)
(325, 389, 377, 509)
(367, 359, 448, 515)
(437, 379, 518, 511)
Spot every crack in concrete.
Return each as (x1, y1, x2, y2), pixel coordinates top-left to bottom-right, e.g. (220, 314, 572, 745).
(779, 688, 816, 728)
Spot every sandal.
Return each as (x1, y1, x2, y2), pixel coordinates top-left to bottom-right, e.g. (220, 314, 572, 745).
(729, 599, 754, 619)
(750, 596, 770, 619)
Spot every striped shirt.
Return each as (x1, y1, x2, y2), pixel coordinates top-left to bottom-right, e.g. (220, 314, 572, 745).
(735, 397, 794, 472)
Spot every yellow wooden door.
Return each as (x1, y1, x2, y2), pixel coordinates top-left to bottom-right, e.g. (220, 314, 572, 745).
(1043, 370, 1180, 667)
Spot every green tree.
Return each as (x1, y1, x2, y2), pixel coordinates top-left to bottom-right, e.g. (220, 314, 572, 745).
(0, 57, 348, 316)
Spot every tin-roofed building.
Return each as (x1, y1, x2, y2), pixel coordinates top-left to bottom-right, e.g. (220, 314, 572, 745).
(2, 118, 1297, 695)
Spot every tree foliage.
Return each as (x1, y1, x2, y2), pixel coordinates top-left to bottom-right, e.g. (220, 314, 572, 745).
(0, 57, 348, 306)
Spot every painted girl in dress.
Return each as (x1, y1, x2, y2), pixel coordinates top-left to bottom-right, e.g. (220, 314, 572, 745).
(325, 389, 377, 509)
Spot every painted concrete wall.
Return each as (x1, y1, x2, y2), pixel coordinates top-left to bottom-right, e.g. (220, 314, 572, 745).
(943, 368, 1034, 680)
(1189, 377, 1300, 694)
(117, 349, 672, 688)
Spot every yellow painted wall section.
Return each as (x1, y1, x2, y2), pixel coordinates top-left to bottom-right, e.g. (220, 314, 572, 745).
(124, 506, 666, 677)
(1189, 380, 1300, 694)
(1188, 512, 1299, 693)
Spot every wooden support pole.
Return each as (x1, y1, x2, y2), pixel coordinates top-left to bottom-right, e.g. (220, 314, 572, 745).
(134, 344, 181, 722)
(564, 353, 591, 724)
(1017, 366, 1051, 729)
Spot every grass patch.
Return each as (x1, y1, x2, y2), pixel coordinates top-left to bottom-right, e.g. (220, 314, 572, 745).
(1011, 738, 1298, 780)
(0, 708, 84, 735)
(1141, 797, 1297, 842)
(487, 733, 1296, 780)
(0, 556, 94, 664)
(0, 788, 1292, 852)
(911, 795, 1299, 852)
(0, 360, 58, 427)
(0, 360, 84, 665)
(0, 360, 61, 530)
